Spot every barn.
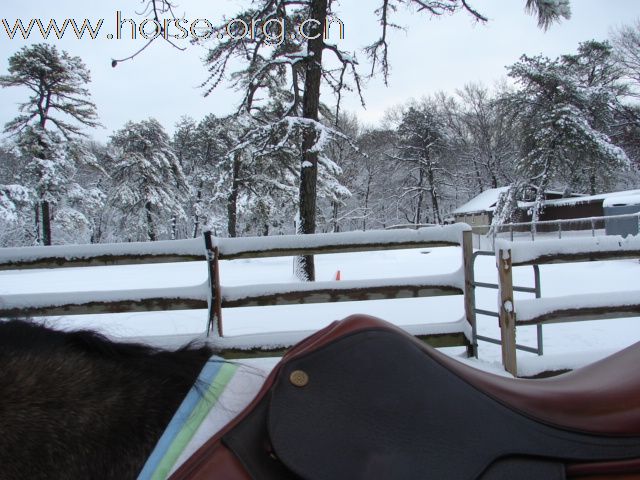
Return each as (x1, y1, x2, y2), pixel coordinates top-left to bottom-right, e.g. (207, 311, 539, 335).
(452, 188, 640, 233)
(451, 188, 509, 234)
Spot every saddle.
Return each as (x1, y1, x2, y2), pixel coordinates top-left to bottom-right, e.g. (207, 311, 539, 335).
(170, 315, 640, 480)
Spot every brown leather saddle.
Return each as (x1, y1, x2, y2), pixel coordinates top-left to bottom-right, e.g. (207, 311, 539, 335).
(170, 315, 640, 480)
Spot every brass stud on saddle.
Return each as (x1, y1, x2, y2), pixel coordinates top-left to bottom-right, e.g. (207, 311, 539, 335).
(289, 370, 309, 387)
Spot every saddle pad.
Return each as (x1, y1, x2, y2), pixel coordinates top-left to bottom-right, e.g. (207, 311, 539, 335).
(138, 357, 266, 480)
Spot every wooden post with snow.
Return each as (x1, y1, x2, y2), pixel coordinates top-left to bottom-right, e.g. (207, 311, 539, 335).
(498, 247, 517, 376)
(462, 230, 477, 357)
(204, 232, 223, 338)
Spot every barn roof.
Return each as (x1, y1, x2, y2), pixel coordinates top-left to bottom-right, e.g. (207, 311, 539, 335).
(452, 187, 509, 215)
(454, 187, 640, 215)
(534, 189, 640, 208)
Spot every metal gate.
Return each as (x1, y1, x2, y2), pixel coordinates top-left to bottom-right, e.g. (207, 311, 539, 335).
(469, 250, 544, 358)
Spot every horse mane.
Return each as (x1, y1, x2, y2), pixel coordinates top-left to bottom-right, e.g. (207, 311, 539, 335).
(0, 319, 214, 480)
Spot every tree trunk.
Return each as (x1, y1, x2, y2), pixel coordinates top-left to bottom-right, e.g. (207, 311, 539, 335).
(171, 215, 177, 240)
(145, 201, 156, 241)
(589, 172, 597, 196)
(41, 200, 52, 246)
(489, 154, 499, 189)
(415, 165, 425, 225)
(331, 200, 340, 233)
(192, 183, 202, 239)
(472, 158, 484, 193)
(227, 152, 242, 238)
(34, 203, 41, 245)
(296, 0, 328, 282)
(427, 163, 442, 224)
(362, 172, 372, 231)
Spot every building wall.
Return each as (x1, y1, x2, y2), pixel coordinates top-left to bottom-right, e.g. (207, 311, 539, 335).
(605, 205, 640, 237)
(454, 213, 492, 234)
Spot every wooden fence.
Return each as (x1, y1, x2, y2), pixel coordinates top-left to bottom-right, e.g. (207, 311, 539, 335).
(0, 225, 475, 355)
(496, 235, 640, 376)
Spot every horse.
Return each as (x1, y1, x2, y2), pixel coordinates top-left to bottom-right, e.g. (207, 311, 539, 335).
(0, 319, 214, 480)
(3, 316, 640, 480)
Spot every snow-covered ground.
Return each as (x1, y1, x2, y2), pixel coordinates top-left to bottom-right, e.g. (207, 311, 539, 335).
(1, 240, 639, 377)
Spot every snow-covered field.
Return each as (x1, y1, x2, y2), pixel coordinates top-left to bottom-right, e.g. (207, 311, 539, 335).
(1, 241, 639, 376)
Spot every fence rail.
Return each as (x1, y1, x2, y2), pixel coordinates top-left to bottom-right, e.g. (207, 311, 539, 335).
(0, 225, 474, 354)
(476, 212, 640, 249)
(0, 238, 205, 270)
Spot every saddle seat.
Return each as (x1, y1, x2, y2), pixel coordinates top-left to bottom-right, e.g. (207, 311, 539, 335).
(171, 315, 640, 480)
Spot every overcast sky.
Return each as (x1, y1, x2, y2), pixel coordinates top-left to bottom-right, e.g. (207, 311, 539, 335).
(1, 0, 639, 142)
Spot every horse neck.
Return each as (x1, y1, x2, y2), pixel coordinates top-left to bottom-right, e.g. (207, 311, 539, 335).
(0, 326, 212, 480)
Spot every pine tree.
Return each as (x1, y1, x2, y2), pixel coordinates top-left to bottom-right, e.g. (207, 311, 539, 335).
(108, 119, 188, 241)
(493, 42, 630, 230)
(0, 44, 100, 245)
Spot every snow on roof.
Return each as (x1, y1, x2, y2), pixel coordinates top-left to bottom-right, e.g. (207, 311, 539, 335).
(603, 194, 640, 208)
(466, 187, 640, 211)
(534, 189, 640, 208)
(452, 187, 509, 215)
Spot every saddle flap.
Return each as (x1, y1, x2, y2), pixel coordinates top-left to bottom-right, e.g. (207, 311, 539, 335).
(266, 328, 493, 480)
(265, 325, 640, 480)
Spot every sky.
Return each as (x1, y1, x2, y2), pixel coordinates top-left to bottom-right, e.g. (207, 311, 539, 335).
(1, 0, 639, 142)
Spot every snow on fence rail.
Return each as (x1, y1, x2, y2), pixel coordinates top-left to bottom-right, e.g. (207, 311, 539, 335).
(477, 212, 640, 249)
(0, 224, 474, 354)
(0, 238, 205, 270)
(495, 234, 640, 376)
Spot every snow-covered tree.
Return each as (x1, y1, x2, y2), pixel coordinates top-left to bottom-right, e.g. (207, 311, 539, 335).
(107, 0, 571, 274)
(125, 0, 569, 279)
(0, 44, 101, 245)
(234, 109, 349, 238)
(493, 42, 630, 229)
(173, 115, 227, 238)
(0, 183, 31, 246)
(392, 103, 451, 225)
(108, 119, 188, 241)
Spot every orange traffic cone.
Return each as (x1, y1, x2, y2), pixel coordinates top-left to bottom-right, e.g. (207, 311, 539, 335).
(335, 270, 341, 281)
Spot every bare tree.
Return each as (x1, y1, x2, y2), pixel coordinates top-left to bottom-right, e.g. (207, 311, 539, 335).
(611, 19, 640, 94)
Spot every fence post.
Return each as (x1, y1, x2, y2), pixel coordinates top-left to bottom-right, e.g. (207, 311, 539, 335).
(498, 247, 517, 376)
(204, 232, 223, 338)
(462, 230, 477, 357)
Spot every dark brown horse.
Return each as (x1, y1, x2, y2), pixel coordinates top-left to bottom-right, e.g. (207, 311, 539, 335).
(0, 319, 213, 480)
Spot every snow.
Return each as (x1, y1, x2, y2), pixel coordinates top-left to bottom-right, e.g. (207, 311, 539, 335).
(496, 234, 640, 264)
(452, 187, 509, 215)
(531, 188, 640, 208)
(516, 290, 640, 323)
(603, 194, 640, 208)
(222, 271, 462, 303)
(216, 224, 470, 256)
(0, 282, 208, 311)
(0, 238, 205, 266)
(0, 225, 469, 267)
(503, 300, 514, 313)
